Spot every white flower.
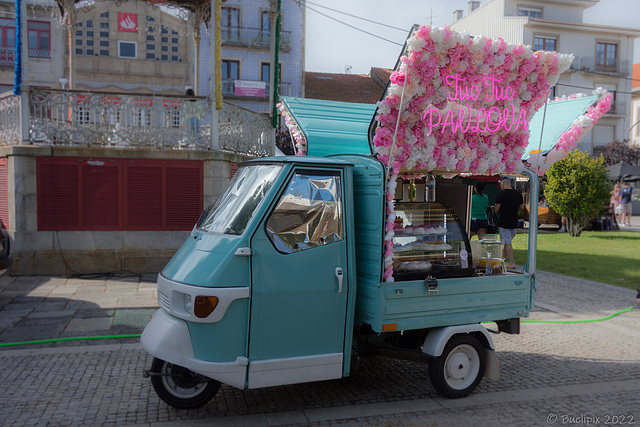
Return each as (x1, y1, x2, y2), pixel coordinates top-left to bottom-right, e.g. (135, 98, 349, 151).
(431, 27, 445, 43)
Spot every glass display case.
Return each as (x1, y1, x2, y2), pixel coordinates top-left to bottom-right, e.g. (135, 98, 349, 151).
(392, 202, 475, 281)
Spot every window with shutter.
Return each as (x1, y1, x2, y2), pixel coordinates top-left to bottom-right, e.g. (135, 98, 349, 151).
(37, 157, 203, 231)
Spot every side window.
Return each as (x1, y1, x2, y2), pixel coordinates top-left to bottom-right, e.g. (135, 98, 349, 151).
(267, 170, 343, 253)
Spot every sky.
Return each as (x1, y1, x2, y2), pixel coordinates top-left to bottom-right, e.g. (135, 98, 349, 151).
(304, 0, 640, 74)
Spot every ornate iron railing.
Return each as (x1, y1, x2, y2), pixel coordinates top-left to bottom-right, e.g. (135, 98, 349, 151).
(0, 88, 274, 156)
(221, 25, 291, 50)
(218, 101, 274, 156)
(0, 92, 22, 145)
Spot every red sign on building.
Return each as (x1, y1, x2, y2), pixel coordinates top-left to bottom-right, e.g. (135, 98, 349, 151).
(118, 13, 138, 32)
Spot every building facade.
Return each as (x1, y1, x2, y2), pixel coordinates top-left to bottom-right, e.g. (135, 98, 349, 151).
(451, 0, 640, 155)
(198, 0, 305, 114)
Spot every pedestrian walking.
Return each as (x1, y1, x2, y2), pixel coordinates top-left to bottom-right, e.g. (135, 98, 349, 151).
(619, 182, 633, 227)
(494, 176, 524, 269)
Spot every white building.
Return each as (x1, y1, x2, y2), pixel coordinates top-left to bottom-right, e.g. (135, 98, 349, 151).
(451, 0, 640, 155)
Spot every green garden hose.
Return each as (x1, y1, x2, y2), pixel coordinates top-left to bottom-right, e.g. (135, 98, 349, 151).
(521, 306, 635, 324)
(0, 307, 637, 348)
(0, 334, 141, 348)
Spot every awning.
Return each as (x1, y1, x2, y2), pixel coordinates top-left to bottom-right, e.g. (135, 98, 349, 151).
(523, 95, 599, 160)
(278, 96, 376, 157)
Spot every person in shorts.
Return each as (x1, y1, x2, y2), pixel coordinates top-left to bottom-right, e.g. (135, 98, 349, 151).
(470, 181, 489, 240)
(619, 182, 633, 227)
(494, 177, 524, 269)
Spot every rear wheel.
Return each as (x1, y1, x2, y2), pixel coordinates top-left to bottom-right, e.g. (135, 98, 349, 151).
(428, 334, 486, 398)
(150, 357, 221, 409)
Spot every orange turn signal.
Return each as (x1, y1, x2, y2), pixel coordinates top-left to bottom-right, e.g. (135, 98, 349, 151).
(194, 296, 219, 318)
(382, 323, 397, 332)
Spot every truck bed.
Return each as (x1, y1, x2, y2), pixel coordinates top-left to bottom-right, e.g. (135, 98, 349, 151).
(355, 272, 535, 332)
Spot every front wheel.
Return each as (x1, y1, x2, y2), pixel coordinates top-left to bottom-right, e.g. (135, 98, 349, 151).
(428, 334, 486, 398)
(150, 357, 221, 409)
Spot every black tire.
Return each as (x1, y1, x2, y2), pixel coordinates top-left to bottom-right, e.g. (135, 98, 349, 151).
(150, 357, 221, 409)
(428, 334, 486, 398)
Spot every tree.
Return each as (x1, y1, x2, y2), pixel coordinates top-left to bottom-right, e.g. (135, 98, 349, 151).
(545, 150, 613, 237)
(600, 140, 640, 166)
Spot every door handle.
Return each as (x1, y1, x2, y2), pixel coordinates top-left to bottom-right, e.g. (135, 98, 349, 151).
(335, 267, 344, 294)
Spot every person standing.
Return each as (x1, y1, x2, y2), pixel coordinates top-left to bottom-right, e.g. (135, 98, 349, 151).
(619, 182, 633, 227)
(610, 183, 622, 226)
(494, 177, 524, 269)
(470, 181, 489, 240)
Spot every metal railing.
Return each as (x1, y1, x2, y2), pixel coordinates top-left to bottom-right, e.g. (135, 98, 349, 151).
(0, 88, 273, 157)
(221, 26, 291, 50)
(569, 55, 630, 76)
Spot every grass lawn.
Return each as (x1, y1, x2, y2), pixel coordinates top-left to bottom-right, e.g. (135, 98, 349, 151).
(511, 230, 640, 290)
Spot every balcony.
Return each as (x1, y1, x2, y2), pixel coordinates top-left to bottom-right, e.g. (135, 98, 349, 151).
(221, 26, 291, 51)
(0, 88, 274, 157)
(569, 56, 630, 76)
(221, 79, 291, 99)
(0, 47, 51, 67)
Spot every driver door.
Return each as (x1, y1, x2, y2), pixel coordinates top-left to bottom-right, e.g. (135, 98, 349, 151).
(248, 168, 349, 388)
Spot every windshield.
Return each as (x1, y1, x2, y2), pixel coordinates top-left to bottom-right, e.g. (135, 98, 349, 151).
(197, 163, 283, 235)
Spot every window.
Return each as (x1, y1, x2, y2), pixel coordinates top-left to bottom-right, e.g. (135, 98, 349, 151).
(518, 7, 541, 18)
(221, 7, 240, 41)
(146, 35, 155, 42)
(146, 52, 155, 60)
(596, 42, 617, 72)
(119, 41, 137, 58)
(197, 164, 282, 235)
(146, 15, 155, 22)
(222, 60, 239, 80)
(261, 63, 270, 82)
(37, 157, 203, 231)
(261, 11, 270, 43)
(27, 21, 50, 58)
(0, 18, 15, 65)
(534, 36, 556, 52)
(100, 12, 109, 18)
(100, 40, 109, 47)
(99, 31, 109, 38)
(266, 170, 344, 253)
(99, 49, 109, 56)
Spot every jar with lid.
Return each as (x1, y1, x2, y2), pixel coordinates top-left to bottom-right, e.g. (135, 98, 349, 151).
(475, 235, 504, 275)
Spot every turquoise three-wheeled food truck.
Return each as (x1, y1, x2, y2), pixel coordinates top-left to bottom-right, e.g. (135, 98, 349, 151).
(139, 25, 588, 408)
(139, 89, 548, 408)
(141, 151, 540, 409)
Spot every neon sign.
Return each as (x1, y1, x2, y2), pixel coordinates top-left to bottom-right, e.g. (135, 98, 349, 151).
(422, 74, 530, 135)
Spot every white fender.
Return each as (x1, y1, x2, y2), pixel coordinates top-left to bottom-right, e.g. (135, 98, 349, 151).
(422, 324, 495, 357)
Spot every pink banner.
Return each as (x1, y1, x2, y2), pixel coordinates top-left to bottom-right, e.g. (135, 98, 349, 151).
(235, 81, 266, 98)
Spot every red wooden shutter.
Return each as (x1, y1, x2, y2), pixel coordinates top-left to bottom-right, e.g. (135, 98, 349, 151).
(166, 166, 202, 229)
(37, 159, 80, 230)
(82, 162, 120, 228)
(230, 162, 239, 179)
(126, 165, 163, 228)
(0, 158, 8, 229)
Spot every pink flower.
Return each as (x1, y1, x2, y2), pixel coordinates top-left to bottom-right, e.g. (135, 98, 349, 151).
(390, 71, 406, 86)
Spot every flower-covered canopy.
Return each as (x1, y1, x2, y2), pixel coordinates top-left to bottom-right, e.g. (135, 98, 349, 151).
(371, 25, 573, 176)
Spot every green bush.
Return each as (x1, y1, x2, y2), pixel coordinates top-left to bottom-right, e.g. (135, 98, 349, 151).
(544, 150, 612, 237)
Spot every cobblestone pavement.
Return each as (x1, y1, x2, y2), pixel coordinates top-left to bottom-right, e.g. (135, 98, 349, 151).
(0, 261, 639, 425)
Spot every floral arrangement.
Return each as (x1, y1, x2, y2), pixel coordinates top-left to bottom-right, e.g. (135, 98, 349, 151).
(526, 88, 613, 175)
(374, 25, 573, 282)
(277, 102, 307, 156)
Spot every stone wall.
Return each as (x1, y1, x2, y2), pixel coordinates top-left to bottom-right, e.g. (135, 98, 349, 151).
(1, 145, 253, 275)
